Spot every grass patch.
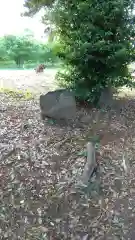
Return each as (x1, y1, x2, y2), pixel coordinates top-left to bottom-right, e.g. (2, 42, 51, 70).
(0, 88, 35, 100)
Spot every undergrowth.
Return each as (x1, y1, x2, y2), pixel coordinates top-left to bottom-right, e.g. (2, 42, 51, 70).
(0, 88, 34, 100)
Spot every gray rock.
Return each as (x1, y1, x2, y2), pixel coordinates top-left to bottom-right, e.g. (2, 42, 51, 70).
(40, 89, 76, 120)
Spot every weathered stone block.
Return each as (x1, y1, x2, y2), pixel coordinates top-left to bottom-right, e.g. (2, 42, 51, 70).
(40, 89, 76, 120)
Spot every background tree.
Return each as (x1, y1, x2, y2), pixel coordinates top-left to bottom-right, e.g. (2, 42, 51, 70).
(0, 38, 9, 61)
(0, 33, 60, 69)
(4, 35, 36, 67)
(24, 0, 135, 104)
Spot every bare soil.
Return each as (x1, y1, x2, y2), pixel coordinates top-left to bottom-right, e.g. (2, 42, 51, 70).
(0, 69, 135, 239)
(0, 69, 58, 93)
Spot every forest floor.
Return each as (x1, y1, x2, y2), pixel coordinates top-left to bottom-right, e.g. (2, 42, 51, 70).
(0, 69, 135, 239)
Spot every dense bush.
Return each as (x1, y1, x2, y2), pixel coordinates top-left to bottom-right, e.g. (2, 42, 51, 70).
(53, 0, 135, 103)
(24, 0, 135, 103)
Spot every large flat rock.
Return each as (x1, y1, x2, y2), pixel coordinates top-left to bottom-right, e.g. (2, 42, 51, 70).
(40, 89, 76, 120)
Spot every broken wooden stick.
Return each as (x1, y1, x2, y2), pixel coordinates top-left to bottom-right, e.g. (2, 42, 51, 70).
(77, 141, 97, 187)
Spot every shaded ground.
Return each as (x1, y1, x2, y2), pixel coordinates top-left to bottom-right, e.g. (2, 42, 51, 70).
(0, 70, 135, 239)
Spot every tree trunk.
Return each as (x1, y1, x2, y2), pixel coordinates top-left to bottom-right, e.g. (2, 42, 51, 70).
(77, 142, 97, 188)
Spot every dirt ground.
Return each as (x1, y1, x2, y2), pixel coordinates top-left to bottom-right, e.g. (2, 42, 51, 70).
(0, 69, 135, 239)
(0, 69, 58, 93)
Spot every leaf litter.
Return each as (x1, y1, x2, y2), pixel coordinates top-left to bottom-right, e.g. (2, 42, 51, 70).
(0, 92, 135, 239)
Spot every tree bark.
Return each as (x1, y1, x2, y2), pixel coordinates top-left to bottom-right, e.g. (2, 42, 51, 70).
(77, 142, 97, 187)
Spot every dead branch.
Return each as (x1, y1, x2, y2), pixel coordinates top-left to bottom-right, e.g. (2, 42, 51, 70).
(77, 141, 97, 187)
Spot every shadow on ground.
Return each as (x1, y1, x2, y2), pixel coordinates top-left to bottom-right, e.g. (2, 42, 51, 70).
(0, 92, 135, 239)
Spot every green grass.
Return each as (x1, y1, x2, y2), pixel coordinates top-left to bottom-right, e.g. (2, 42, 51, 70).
(0, 61, 62, 70)
(0, 88, 35, 100)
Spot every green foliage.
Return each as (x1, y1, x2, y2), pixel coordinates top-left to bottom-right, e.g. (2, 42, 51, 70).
(24, 0, 135, 103)
(35, 42, 59, 63)
(0, 39, 10, 61)
(53, 0, 135, 102)
(0, 32, 60, 69)
(0, 60, 17, 69)
(3, 35, 38, 67)
(23, 0, 54, 16)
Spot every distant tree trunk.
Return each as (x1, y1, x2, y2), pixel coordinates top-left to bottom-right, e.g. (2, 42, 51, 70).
(15, 58, 24, 68)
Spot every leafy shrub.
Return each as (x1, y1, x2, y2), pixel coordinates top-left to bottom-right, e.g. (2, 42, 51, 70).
(53, 0, 135, 103)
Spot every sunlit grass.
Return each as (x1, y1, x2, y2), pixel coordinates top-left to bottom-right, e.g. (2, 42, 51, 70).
(0, 88, 35, 100)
